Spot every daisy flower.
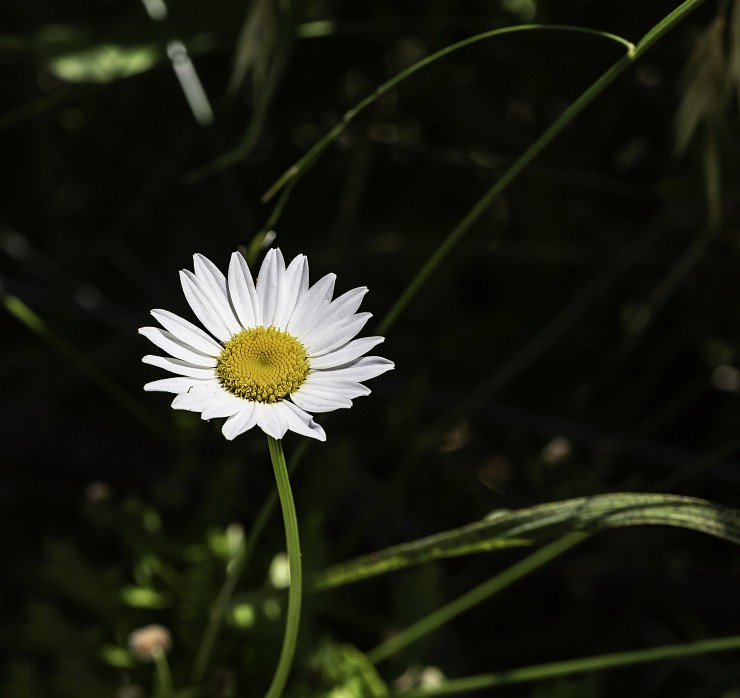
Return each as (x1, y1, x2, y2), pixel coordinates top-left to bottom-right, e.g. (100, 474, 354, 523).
(140, 249, 393, 442)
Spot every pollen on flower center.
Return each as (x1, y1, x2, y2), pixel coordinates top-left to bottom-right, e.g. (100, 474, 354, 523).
(216, 326, 309, 403)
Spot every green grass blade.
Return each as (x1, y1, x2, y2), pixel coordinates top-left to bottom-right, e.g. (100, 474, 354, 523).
(311, 492, 740, 591)
(367, 532, 588, 664)
(396, 635, 740, 696)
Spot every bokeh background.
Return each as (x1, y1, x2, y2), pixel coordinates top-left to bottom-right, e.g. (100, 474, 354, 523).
(3, 0, 740, 696)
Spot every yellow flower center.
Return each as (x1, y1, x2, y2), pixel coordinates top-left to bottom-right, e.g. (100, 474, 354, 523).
(216, 326, 309, 403)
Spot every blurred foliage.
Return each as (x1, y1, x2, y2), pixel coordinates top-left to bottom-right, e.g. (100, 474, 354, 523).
(3, 0, 740, 696)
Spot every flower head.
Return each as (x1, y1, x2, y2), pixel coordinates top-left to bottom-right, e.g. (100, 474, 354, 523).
(140, 249, 393, 441)
(128, 624, 172, 662)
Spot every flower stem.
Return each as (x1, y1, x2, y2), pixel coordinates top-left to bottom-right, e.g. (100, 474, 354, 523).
(152, 649, 174, 698)
(265, 436, 303, 698)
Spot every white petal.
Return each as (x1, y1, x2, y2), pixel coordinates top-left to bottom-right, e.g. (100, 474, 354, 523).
(180, 270, 234, 342)
(222, 402, 258, 440)
(273, 254, 308, 330)
(201, 392, 246, 420)
(187, 265, 243, 337)
(171, 392, 207, 412)
(256, 249, 285, 328)
(313, 287, 368, 328)
(255, 402, 289, 439)
(151, 309, 222, 355)
(144, 377, 211, 394)
(193, 254, 228, 304)
(308, 336, 384, 369)
(139, 327, 218, 366)
(286, 273, 336, 337)
(277, 401, 326, 441)
(228, 252, 260, 328)
(143, 354, 216, 379)
(302, 312, 372, 357)
(304, 374, 371, 399)
(317, 356, 395, 382)
(291, 384, 352, 413)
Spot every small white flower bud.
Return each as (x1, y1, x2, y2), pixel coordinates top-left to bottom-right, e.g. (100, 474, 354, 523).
(128, 624, 172, 662)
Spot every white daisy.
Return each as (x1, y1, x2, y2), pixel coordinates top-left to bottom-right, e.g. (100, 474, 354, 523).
(140, 249, 394, 442)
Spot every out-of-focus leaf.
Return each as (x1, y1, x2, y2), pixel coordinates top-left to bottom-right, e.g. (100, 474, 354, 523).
(674, 16, 728, 155)
(728, 0, 740, 111)
(294, 641, 388, 698)
(120, 585, 170, 609)
(228, 0, 279, 97)
(100, 645, 135, 669)
(47, 43, 160, 84)
(312, 493, 740, 590)
(41, 540, 121, 618)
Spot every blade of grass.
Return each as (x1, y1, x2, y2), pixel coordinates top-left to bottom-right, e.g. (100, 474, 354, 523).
(396, 635, 740, 696)
(311, 492, 740, 592)
(366, 532, 588, 664)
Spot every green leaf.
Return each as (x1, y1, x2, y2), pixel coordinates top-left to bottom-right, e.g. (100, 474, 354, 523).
(312, 493, 740, 591)
(47, 43, 160, 83)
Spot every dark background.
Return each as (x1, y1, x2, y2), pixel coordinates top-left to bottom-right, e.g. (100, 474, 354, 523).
(2, 0, 740, 696)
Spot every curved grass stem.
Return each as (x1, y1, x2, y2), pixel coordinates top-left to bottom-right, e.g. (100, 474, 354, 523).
(261, 24, 634, 203)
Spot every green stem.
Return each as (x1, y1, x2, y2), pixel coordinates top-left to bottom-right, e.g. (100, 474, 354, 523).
(366, 532, 588, 665)
(265, 436, 303, 698)
(152, 649, 174, 698)
(397, 634, 740, 697)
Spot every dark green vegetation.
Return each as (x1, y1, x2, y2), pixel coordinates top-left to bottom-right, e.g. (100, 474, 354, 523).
(3, 1, 740, 696)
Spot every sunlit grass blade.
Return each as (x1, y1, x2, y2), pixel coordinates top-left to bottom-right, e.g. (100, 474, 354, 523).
(312, 492, 740, 591)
